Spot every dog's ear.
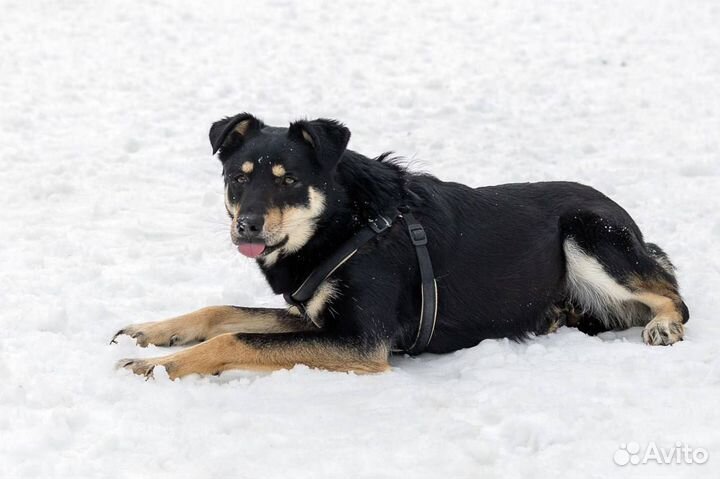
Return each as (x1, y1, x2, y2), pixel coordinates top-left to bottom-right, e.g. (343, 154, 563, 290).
(209, 112, 263, 155)
(288, 118, 351, 169)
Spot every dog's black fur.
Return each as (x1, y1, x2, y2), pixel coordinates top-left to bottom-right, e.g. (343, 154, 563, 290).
(113, 112, 691, 378)
(209, 112, 689, 356)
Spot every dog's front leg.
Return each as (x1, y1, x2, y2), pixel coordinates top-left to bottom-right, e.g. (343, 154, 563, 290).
(118, 332, 390, 379)
(111, 306, 314, 347)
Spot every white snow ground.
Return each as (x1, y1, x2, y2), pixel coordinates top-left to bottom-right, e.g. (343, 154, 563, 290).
(1, 0, 719, 477)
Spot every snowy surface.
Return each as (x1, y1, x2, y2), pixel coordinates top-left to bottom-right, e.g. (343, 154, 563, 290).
(1, 0, 720, 477)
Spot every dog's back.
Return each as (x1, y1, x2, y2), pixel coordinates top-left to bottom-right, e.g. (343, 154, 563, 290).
(397, 177, 687, 351)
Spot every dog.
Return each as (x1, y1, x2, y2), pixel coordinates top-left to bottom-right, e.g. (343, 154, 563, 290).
(113, 112, 689, 379)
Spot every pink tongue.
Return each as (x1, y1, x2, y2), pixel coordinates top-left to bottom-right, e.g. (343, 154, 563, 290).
(238, 243, 266, 258)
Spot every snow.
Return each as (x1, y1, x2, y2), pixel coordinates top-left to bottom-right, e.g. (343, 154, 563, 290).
(1, 0, 719, 477)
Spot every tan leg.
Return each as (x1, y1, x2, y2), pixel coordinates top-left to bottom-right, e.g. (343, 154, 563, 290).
(110, 306, 314, 347)
(118, 333, 390, 380)
(636, 291, 685, 345)
(626, 275, 686, 346)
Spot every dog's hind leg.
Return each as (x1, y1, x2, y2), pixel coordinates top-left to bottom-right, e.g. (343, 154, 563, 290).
(111, 306, 315, 347)
(543, 299, 612, 336)
(561, 211, 689, 345)
(118, 332, 390, 379)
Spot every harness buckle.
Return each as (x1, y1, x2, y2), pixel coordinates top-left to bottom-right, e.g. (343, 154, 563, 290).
(368, 215, 392, 234)
(407, 223, 428, 245)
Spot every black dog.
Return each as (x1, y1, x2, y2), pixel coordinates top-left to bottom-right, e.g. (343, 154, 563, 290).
(114, 113, 689, 379)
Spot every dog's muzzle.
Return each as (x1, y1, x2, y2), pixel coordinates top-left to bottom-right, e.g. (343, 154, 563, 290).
(235, 214, 266, 257)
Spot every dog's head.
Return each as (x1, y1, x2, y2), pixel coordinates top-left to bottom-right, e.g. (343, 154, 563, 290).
(209, 112, 350, 263)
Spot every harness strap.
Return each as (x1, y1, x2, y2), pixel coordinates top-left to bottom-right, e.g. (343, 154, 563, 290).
(401, 212, 438, 355)
(284, 214, 394, 312)
(284, 208, 438, 355)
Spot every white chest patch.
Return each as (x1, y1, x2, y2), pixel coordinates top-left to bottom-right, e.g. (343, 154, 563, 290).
(304, 280, 339, 327)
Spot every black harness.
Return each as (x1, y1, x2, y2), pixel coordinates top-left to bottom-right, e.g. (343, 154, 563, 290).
(283, 208, 438, 355)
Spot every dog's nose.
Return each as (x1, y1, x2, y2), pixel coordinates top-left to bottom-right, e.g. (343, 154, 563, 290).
(237, 214, 264, 235)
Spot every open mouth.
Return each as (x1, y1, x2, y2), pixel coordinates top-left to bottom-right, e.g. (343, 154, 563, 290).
(237, 236, 288, 259)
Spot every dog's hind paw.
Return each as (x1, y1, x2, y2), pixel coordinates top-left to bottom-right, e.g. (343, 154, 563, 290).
(642, 317, 684, 346)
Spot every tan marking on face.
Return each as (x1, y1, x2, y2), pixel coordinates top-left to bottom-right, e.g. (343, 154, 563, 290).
(280, 187, 326, 252)
(225, 184, 243, 244)
(224, 184, 240, 217)
(261, 187, 327, 266)
(241, 161, 254, 174)
(264, 207, 283, 233)
(272, 164, 286, 177)
(260, 207, 283, 266)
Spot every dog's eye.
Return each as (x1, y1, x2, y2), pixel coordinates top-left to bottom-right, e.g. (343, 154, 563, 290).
(282, 176, 297, 186)
(235, 174, 249, 184)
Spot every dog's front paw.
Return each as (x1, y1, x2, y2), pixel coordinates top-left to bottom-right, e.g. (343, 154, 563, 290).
(642, 317, 684, 346)
(116, 358, 159, 379)
(110, 322, 195, 347)
(116, 357, 186, 380)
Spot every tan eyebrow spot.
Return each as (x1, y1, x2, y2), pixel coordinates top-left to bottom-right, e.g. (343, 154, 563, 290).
(241, 161, 254, 174)
(272, 164, 286, 177)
